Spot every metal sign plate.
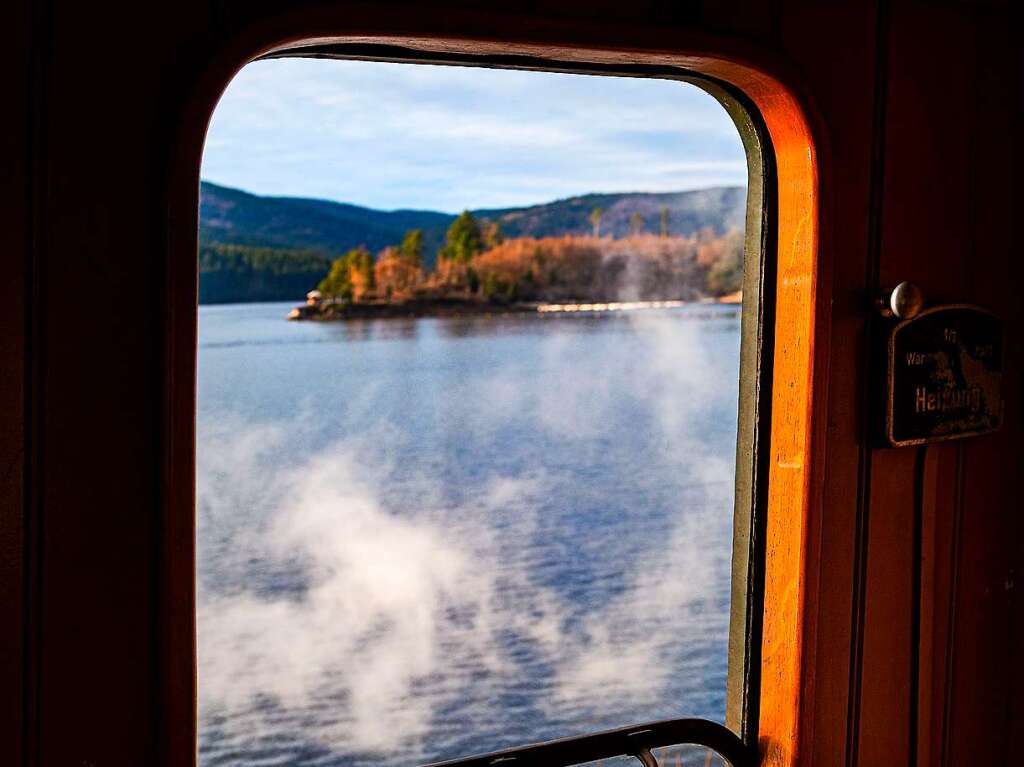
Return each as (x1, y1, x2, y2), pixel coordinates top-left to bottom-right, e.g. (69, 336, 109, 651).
(886, 305, 1003, 447)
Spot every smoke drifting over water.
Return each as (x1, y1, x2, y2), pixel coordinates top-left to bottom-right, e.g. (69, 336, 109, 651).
(197, 307, 740, 766)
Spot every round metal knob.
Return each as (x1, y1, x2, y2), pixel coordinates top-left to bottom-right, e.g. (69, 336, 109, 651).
(888, 281, 924, 319)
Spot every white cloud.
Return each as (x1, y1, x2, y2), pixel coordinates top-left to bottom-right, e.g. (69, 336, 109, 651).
(201, 59, 747, 212)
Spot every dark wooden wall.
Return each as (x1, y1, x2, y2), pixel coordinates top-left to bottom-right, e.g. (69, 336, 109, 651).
(2, 1, 1018, 765)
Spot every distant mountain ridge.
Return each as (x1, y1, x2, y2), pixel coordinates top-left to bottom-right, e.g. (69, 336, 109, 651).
(477, 187, 746, 241)
(200, 181, 747, 269)
(200, 182, 454, 260)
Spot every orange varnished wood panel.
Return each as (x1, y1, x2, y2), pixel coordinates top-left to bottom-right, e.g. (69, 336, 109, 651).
(711, 69, 821, 767)
(171, 19, 826, 767)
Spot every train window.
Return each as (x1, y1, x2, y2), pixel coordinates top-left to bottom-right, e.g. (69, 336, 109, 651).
(196, 55, 770, 767)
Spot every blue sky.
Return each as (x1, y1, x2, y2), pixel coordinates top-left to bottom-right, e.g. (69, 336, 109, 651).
(202, 59, 747, 213)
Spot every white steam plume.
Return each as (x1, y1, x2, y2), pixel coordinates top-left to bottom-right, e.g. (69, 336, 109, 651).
(197, 309, 739, 764)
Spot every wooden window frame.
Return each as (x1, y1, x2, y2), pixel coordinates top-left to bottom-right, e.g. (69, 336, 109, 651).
(164, 18, 824, 767)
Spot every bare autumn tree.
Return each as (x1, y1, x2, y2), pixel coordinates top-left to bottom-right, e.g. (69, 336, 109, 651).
(481, 220, 504, 249)
(660, 207, 669, 238)
(348, 247, 375, 300)
(375, 245, 423, 300)
(629, 211, 644, 236)
(706, 228, 745, 296)
(589, 207, 603, 237)
(473, 233, 711, 303)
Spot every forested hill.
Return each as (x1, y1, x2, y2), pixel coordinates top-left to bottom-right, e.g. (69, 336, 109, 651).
(200, 182, 454, 259)
(198, 181, 746, 304)
(476, 187, 746, 241)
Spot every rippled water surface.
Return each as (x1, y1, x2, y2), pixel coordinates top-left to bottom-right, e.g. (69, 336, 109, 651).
(197, 302, 741, 767)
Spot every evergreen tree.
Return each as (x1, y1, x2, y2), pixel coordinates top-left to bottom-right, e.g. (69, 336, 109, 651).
(318, 246, 373, 301)
(319, 252, 355, 300)
(198, 243, 330, 304)
(400, 229, 423, 267)
(660, 207, 669, 238)
(439, 211, 483, 263)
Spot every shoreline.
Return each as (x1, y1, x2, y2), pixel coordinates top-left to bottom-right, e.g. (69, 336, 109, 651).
(288, 295, 741, 321)
(288, 298, 538, 321)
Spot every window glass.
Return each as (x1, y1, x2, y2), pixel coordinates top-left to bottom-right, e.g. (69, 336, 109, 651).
(198, 58, 749, 767)
(653, 744, 730, 767)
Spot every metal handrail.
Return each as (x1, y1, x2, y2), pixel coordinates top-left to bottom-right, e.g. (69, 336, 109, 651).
(423, 718, 753, 767)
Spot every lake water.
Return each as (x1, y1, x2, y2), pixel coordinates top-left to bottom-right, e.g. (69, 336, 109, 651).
(196, 301, 742, 767)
